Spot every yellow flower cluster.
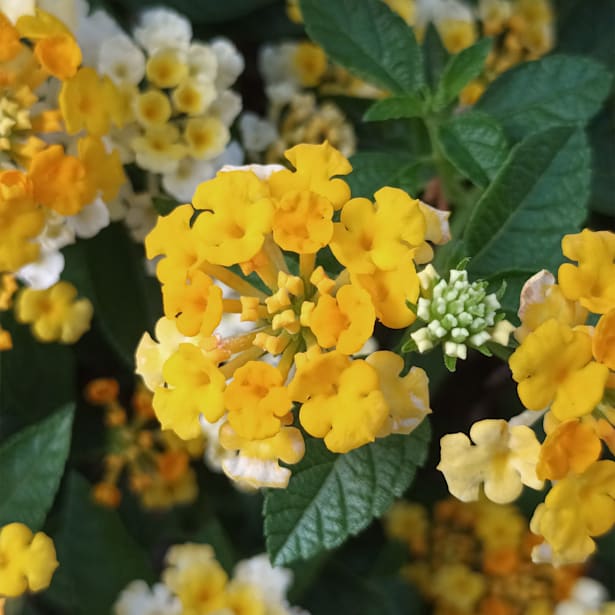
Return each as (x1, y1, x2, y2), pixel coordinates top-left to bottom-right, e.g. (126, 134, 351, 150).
(384, 498, 596, 615)
(0, 522, 58, 598)
(0, 273, 17, 350)
(85, 379, 204, 511)
(439, 229, 615, 566)
(137, 141, 448, 489)
(0, 8, 125, 345)
(114, 545, 300, 615)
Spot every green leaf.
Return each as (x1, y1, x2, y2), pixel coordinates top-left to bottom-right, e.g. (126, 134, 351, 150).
(364, 94, 425, 121)
(45, 473, 154, 615)
(347, 152, 431, 199)
(476, 54, 613, 140)
(152, 195, 180, 216)
(299, 0, 424, 94)
(79, 223, 162, 368)
(433, 37, 492, 109)
(465, 126, 590, 280)
(263, 421, 431, 566)
(0, 313, 74, 439)
(587, 103, 615, 216)
(438, 112, 510, 188)
(422, 23, 450, 89)
(0, 405, 74, 530)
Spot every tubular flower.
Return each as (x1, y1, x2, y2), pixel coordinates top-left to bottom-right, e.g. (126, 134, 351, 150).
(530, 461, 615, 565)
(558, 229, 615, 314)
(0, 523, 58, 598)
(438, 419, 544, 504)
(138, 142, 445, 488)
(15, 280, 93, 343)
(509, 319, 609, 421)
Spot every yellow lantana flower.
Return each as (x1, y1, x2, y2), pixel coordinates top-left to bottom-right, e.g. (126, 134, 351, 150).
(0, 11, 22, 61)
(291, 41, 327, 87)
(34, 32, 81, 80)
(593, 309, 615, 370)
(146, 47, 188, 89)
(530, 460, 615, 565)
(438, 419, 544, 504)
(15, 281, 93, 343)
(0, 523, 58, 598)
(509, 319, 609, 420)
(184, 116, 229, 160)
(134, 89, 172, 127)
(558, 229, 615, 314)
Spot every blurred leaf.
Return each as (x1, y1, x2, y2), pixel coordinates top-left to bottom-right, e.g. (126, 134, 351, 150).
(438, 112, 510, 188)
(264, 421, 431, 566)
(347, 152, 431, 199)
(433, 37, 492, 109)
(0, 313, 74, 439)
(192, 516, 237, 574)
(587, 103, 615, 216)
(465, 126, 590, 283)
(422, 23, 450, 89)
(364, 94, 426, 121)
(476, 55, 612, 140)
(152, 195, 180, 216)
(46, 472, 154, 615)
(300, 0, 424, 94)
(0, 405, 74, 530)
(79, 223, 162, 368)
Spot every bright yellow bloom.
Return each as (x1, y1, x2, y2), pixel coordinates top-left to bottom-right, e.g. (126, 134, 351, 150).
(0, 523, 58, 598)
(593, 309, 615, 370)
(366, 351, 431, 436)
(146, 47, 188, 89)
(0, 12, 22, 61)
(537, 419, 602, 480)
(15, 281, 93, 343)
(309, 284, 375, 354)
(272, 189, 333, 253)
(268, 141, 352, 210)
(15, 10, 70, 40)
(530, 461, 615, 565)
(515, 270, 588, 342)
(134, 89, 172, 127)
(224, 361, 292, 440)
(153, 343, 226, 439)
(331, 187, 426, 274)
(162, 270, 223, 337)
(60, 67, 122, 136)
(77, 136, 125, 203)
(291, 42, 327, 87)
(509, 319, 609, 420)
(184, 116, 229, 160)
(437, 19, 478, 53)
(34, 32, 81, 80)
(192, 171, 273, 266)
(291, 350, 388, 453)
(438, 419, 543, 504)
(558, 230, 615, 314)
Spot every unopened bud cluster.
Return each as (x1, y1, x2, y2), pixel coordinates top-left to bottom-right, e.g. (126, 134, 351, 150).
(407, 265, 513, 368)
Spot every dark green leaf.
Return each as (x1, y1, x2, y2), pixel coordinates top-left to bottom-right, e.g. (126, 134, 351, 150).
(587, 103, 615, 216)
(46, 473, 154, 615)
(466, 126, 590, 280)
(438, 112, 510, 188)
(422, 23, 450, 89)
(300, 0, 424, 94)
(0, 313, 74, 439)
(264, 421, 431, 565)
(476, 55, 612, 140)
(434, 37, 492, 109)
(0, 405, 74, 530)
(364, 94, 425, 121)
(347, 152, 431, 198)
(152, 195, 180, 216)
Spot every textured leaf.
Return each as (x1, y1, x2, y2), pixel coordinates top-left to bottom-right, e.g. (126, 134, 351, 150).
(264, 420, 431, 565)
(364, 95, 425, 121)
(0, 405, 74, 530)
(46, 473, 154, 615)
(465, 126, 590, 279)
(0, 313, 74, 439)
(434, 38, 492, 109)
(438, 112, 510, 188)
(347, 152, 431, 199)
(476, 55, 612, 140)
(300, 0, 424, 94)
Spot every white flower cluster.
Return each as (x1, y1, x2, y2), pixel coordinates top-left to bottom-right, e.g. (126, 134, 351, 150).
(408, 265, 514, 369)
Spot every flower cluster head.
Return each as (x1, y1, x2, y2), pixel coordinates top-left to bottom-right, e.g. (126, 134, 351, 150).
(81, 5, 244, 213)
(85, 378, 205, 511)
(407, 264, 514, 370)
(0, 7, 126, 292)
(0, 522, 58, 598)
(439, 229, 615, 566)
(383, 497, 613, 615)
(113, 544, 307, 615)
(137, 141, 449, 489)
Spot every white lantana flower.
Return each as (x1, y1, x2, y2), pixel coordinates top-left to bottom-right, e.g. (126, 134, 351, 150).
(134, 7, 193, 53)
(113, 581, 181, 615)
(239, 112, 278, 154)
(76, 7, 125, 66)
(210, 37, 244, 90)
(186, 42, 218, 81)
(0, 0, 34, 22)
(163, 157, 216, 203)
(67, 198, 110, 239)
(210, 89, 243, 126)
(17, 250, 65, 291)
(98, 34, 146, 85)
(124, 193, 158, 243)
